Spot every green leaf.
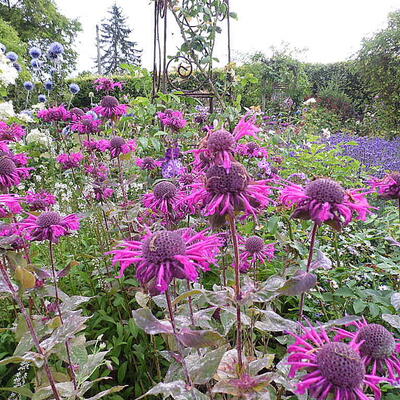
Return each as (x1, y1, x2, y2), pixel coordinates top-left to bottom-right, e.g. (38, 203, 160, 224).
(117, 361, 128, 383)
(353, 299, 367, 314)
(0, 386, 33, 398)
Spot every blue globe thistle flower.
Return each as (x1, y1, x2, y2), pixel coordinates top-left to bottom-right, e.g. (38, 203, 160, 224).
(62, 126, 71, 136)
(45, 81, 54, 91)
(38, 94, 47, 103)
(23, 81, 34, 91)
(6, 52, 18, 62)
(30, 59, 42, 69)
(29, 46, 42, 59)
(0, 43, 6, 54)
(48, 42, 64, 56)
(69, 83, 80, 94)
(85, 110, 99, 119)
(13, 62, 22, 72)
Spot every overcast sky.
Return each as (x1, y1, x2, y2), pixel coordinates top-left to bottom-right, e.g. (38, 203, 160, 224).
(55, 0, 400, 73)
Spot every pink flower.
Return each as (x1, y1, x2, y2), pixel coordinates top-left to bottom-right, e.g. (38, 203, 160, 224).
(280, 178, 374, 230)
(0, 153, 32, 189)
(236, 142, 268, 158)
(25, 191, 56, 211)
(92, 96, 128, 119)
(108, 136, 137, 158)
(71, 115, 102, 134)
(94, 78, 124, 92)
(194, 116, 261, 172)
(87, 183, 114, 202)
(85, 163, 109, 180)
(0, 194, 23, 217)
(20, 211, 80, 243)
(37, 105, 70, 122)
(157, 109, 187, 131)
(233, 114, 261, 141)
(185, 162, 273, 226)
(12, 153, 29, 167)
(108, 228, 221, 294)
(0, 122, 26, 142)
(335, 318, 400, 384)
(239, 236, 275, 272)
(143, 181, 188, 224)
(287, 325, 383, 400)
(0, 223, 25, 250)
(136, 157, 162, 170)
(68, 107, 85, 121)
(370, 172, 400, 200)
(57, 152, 84, 170)
(83, 139, 111, 153)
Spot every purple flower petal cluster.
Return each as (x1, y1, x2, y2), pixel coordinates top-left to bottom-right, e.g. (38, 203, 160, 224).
(157, 109, 187, 132)
(321, 133, 400, 177)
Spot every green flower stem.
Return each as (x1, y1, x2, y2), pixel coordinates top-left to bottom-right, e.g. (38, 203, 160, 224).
(0, 261, 62, 400)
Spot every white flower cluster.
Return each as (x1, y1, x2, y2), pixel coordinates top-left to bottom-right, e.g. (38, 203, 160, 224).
(25, 128, 52, 148)
(8, 361, 29, 400)
(54, 182, 73, 209)
(0, 52, 18, 87)
(0, 100, 15, 120)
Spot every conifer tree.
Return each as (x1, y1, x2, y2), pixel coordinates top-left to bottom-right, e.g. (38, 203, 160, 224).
(98, 4, 141, 74)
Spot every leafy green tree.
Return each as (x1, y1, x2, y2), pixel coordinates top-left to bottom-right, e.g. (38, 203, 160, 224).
(0, 0, 81, 71)
(356, 10, 400, 133)
(98, 4, 141, 74)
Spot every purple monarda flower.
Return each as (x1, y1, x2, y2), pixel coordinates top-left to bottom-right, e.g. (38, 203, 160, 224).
(25, 190, 56, 211)
(0, 153, 31, 189)
(239, 236, 275, 271)
(0, 194, 23, 217)
(71, 115, 102, 134)
(136, 157, 162, 170)
(0, 122, 26, 142)
(109, 228, 221, 295)
(186, 162, 272, 223)
(157, 109, 187, 132)
(37, 105, 70, 122)
(20, 211, 80, 243)
(143, 181, 188, 223)
(280, 178, 374, 230)
(108, 136, 137, 158)
(335, 318, 400, 384)
(287, 326, 383, 399)
(371, 172, 400, 200)
(57, 152, 84, 170)
(93, 96, 128, 119)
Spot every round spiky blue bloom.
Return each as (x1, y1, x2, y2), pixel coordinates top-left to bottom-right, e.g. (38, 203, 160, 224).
(29, 47, 41, 59)
(48, 42, 64, 56)
(45, 81, 54, 91)
(0, 43, 6, 54)
(30, 59, 42, 69)
(13, 62, 22, 72)
(69, 83, 80, 94)
(38, 94, 47, 103)
(6, 52, 18, 62)
(23, 81, 34, 91)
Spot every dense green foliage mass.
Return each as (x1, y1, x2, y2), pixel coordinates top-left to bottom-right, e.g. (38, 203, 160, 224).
(357, 10, 400, 134)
